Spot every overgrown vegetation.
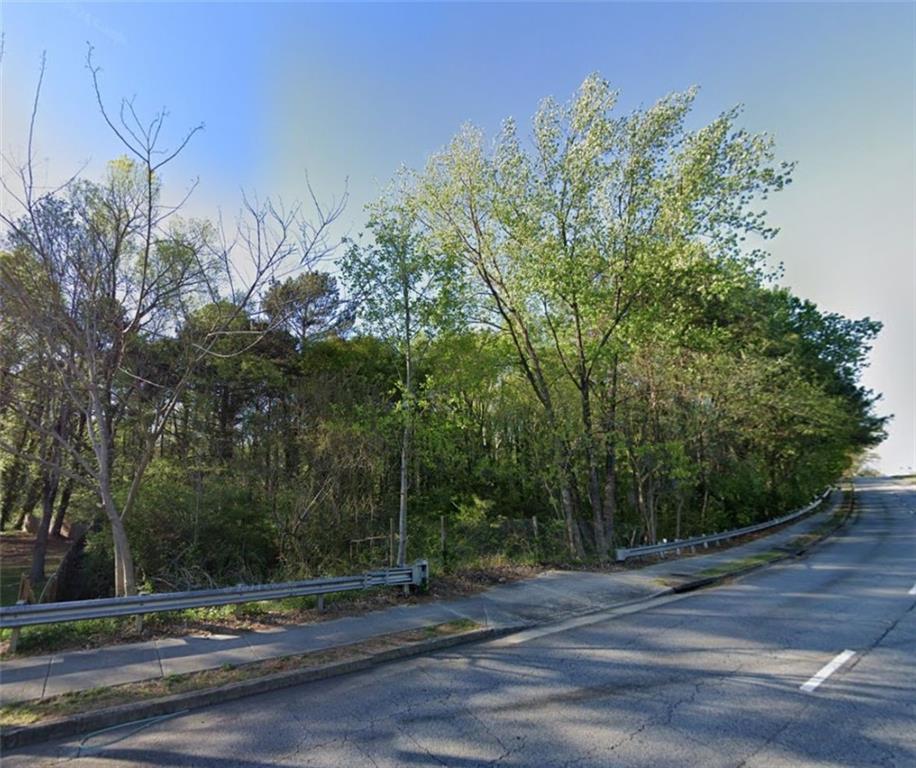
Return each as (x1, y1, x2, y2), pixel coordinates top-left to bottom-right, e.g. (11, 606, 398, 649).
(0, 69, 885, 604)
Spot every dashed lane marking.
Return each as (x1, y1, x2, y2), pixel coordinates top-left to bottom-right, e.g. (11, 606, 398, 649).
(800, 650, 855, 693)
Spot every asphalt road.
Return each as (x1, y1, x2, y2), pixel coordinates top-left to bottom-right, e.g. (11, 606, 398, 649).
(5, 478, 914, 767)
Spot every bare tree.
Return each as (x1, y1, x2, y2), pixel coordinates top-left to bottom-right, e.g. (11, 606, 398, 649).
(0, 50, 344, 595)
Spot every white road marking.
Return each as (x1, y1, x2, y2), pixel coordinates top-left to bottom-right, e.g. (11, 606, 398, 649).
(800, 650, 855, 693)
(908, 582, 916, 596)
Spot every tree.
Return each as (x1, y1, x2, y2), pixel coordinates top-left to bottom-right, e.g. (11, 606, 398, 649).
(263, 272, 354, 348)
(342, 195, 463, 565)
(405, 74, 791, 558)
(0, 52, 343, 594)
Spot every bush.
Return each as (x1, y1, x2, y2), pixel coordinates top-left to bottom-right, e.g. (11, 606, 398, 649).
(125, 459, 278, 590)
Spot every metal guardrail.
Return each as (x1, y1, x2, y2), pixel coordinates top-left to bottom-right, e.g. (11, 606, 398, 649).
(0, 560, 429, 630)
(615, 489, 833, 562)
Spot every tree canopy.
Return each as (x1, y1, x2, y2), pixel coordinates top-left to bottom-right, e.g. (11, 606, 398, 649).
(0, 72, 885, 598)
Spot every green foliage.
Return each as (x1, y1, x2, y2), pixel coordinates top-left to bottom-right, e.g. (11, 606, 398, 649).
(263, 272, 353, 346)
(1, 74, 886, 593)
(125, 459, 277, 589)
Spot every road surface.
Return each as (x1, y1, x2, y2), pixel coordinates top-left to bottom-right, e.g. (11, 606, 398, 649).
(6, 478, 914, 767)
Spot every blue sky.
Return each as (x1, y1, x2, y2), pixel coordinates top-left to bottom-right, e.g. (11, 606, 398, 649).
(2, 2, 914, 474)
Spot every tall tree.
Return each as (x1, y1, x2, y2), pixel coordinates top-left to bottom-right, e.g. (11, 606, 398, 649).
(0, 53, 342, 594)
(407, 74, 792, 558)
(263, 272, 354, 348)
(342, 197, 462, 565)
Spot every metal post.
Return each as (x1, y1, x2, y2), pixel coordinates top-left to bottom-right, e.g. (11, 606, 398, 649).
(411, 560, 429, 589)
(532, 515, 539, 557)
(389, 518, 395, 568)
(8, 600, 25, 653)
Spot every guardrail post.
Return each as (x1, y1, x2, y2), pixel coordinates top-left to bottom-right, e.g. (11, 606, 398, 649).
(8, 600, 25, 653)
(412, 560, 429, 590)
(134, 590, 150, 634)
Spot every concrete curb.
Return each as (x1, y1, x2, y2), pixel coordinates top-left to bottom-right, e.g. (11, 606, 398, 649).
(669, 488, 855, 595)
(0, 625, 515, 751)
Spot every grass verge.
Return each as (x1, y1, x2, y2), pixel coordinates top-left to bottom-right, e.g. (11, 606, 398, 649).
(692, 485, 855, 582)
(694, 550, 786, 580)
(0, 618, 478, 728)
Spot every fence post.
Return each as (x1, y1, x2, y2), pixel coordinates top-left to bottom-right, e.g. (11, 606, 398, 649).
(531, 515, 540, 559)
(440, 515, 447, 570)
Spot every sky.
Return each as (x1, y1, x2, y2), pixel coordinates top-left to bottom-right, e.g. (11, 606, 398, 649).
(2, 2, 914, 474)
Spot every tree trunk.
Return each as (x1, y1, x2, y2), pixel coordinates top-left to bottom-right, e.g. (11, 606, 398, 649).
(560, 482, 585, 558)
(51, 412, 85, 538)
(601, 358, 619, 548)
(1, 435, 32, 530)
(675, 495, 683, 540)
(633, 467, 645, 543)
(91, 389, 137, 597)
(29, 477, 58, 586)
(646, 474, 657, 545)
(555, 439, 586, 559)
(579, 384, 607, 562)
(397, 263, 413, 568)
(51, 477, 74, 538)
(1, 457, 25, 531)
(397, 420, 410, 567)
(30, 403, 68, 584)
(700, 484, 709, 531)
(15, 476, 42, 531)
(107, 499, 137, 596)
(2, 401, 45, 530)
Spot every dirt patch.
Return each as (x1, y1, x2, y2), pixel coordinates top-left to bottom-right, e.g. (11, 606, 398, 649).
(427, 563, 548, 597)
(0, 532, 70, 570)
(0, 533, 71, 606)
